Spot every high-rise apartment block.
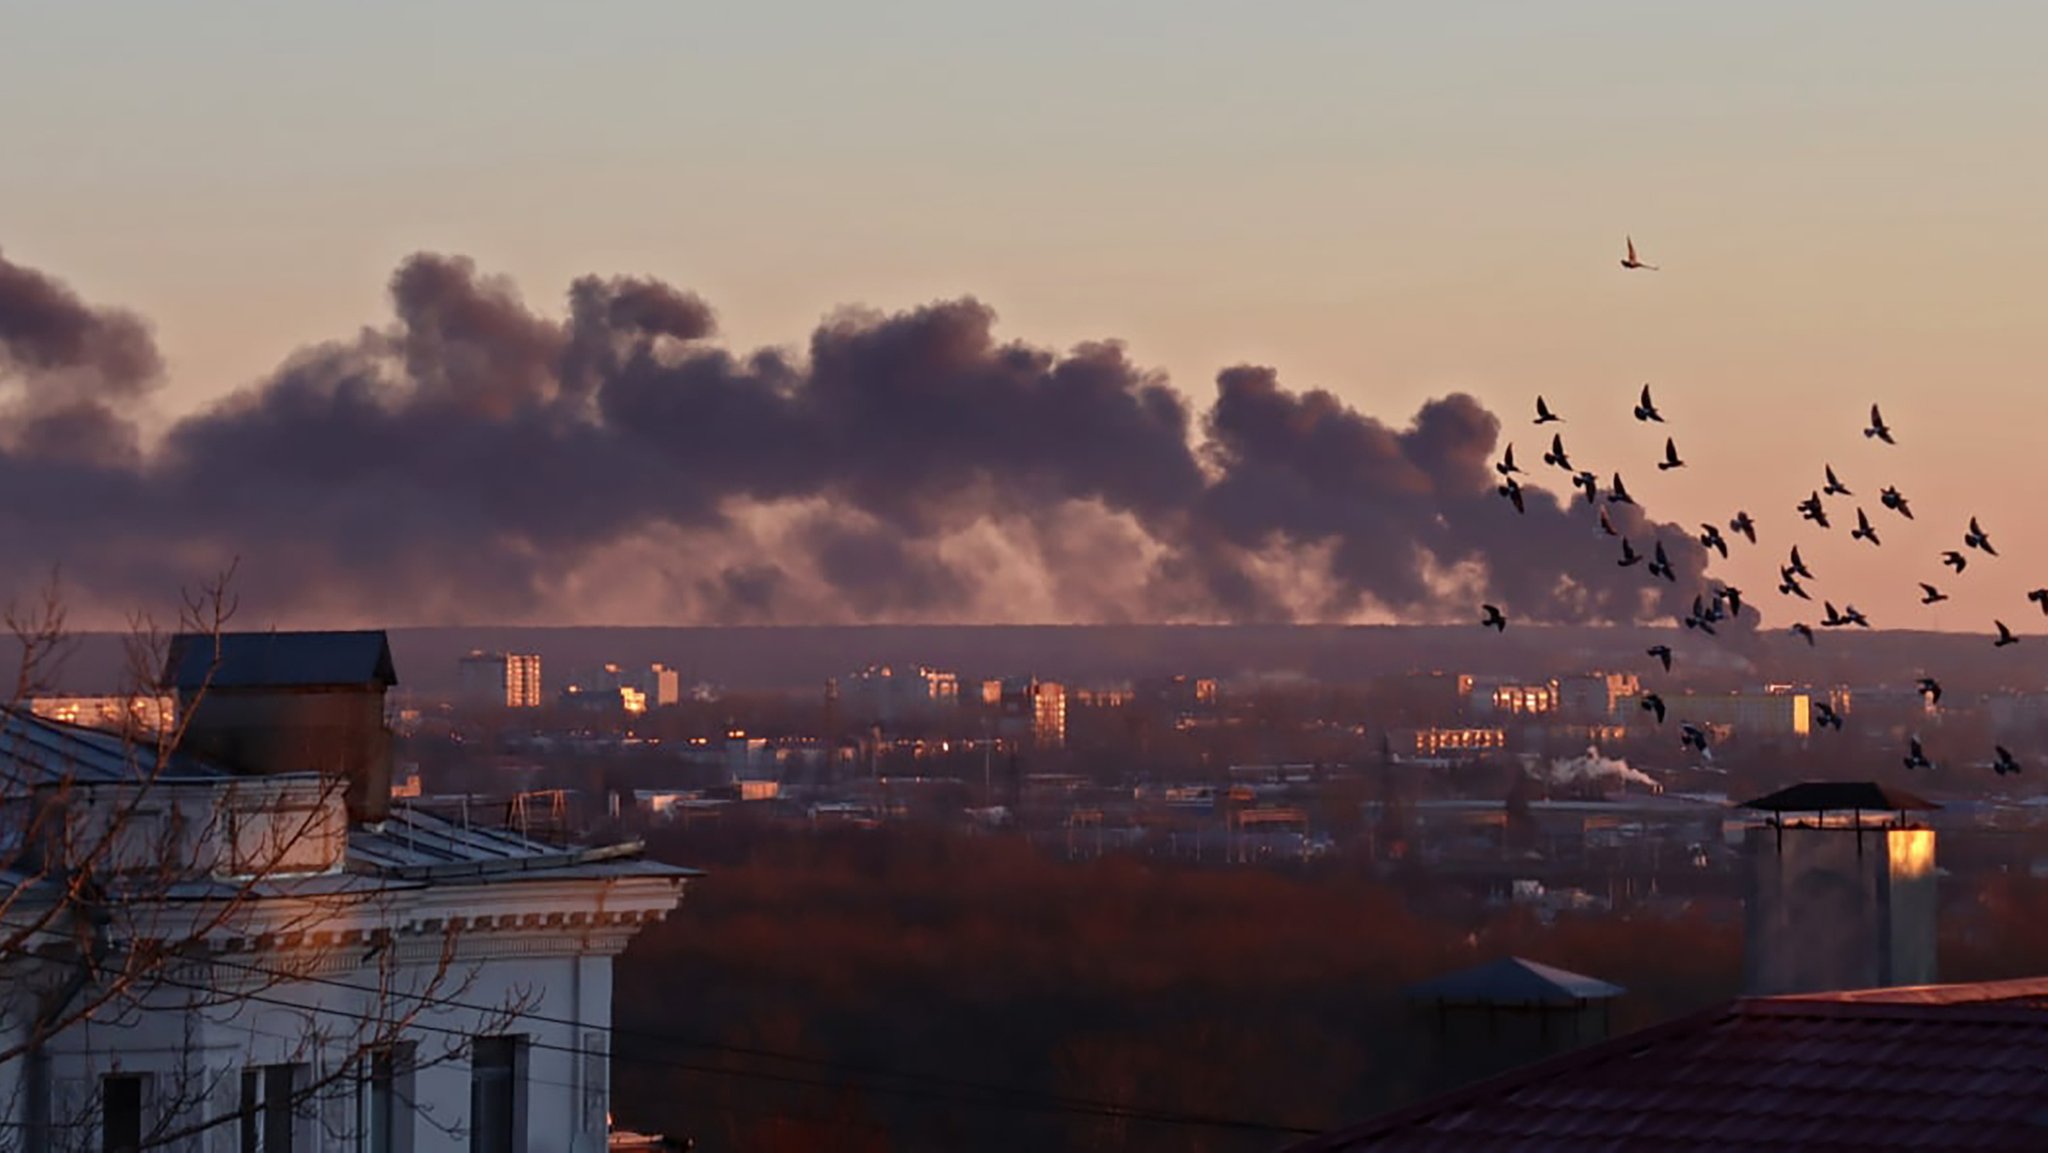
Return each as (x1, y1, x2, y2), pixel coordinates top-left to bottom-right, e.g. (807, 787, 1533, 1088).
(458, 650, 543, 708)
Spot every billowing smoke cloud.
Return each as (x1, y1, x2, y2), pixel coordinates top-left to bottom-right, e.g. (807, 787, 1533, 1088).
(1542, 747, 1661, 792)
(0, 249, 1734, 627)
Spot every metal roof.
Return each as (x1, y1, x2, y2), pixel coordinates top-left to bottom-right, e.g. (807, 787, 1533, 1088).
(348, 806, 698, 882)
(0, 707, 226, 788)
(1741, 780, 1940, 814)
(1406, 957, 1626, 1007)
(1289, 983, 2048, 1152)
(163, 630, 398, 691)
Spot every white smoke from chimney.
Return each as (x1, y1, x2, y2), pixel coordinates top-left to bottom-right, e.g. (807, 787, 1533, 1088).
(1543, 746, 1661, 792)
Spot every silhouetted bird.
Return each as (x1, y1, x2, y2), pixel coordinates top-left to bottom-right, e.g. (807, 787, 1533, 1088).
(1680, 723, 1710, 753)
(1495, 444, 1523, 476)
(1719, 586, 1745, 617)
(1599, 507, 1619, 537)
(1648, 541, 1676, 582)
(1684, 594, 1718, 635)
(1917, 677, 1942, 706)
(1995, 619, 2020, 647)
(1498, 476, 1526, 514)
(1730, 511, 1757, 544)
(1543, 433, 1574, 472)
(1822, 602, 1847, 628)
(1866, 403, 1895, 445)
(1647, 644, 1673, 672)
(1995, 746, 2022, 776)
(1641, 693, 1667, 724)
(1965, 516, 1998, 556)
(1797, 492, 1831, 529)
(1621, 236, 1659, 271)
(1699, 523, 1729, 559)
(1618, 538, 1643, 567)
(1903, 736, 1932, 772)
(1778, 568, 1812, 600)
(1842, 605, 1871, 628)
(1813, 701, 1844, 730)
(1880, 485, 1913, 519)
(2030, 589, 2048, 615)
(1788, 546, 1815, 581)
(1608, 473, 1636, 504)
(1534, 396, 1563, 425)
(1920, 583, 1950, 605)
(1481, 604, 1507, 632)
(1658, 436, 1685, 471)
(1633, 384, 1664, 422)
(1572, 470, 1599, 504)
(1850, 508, 1881, 547)
(1942, 550, 1969, 574)
(1823, 464, 1850, 497)
(1791, 622, 1816, 645)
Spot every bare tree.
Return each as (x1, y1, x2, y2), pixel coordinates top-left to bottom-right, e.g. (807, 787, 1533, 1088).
(0, 569, 531, 1151)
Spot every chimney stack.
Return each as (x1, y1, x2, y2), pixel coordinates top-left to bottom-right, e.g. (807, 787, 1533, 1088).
(1738, 781, 1939, 996)
(163, 630, 400, 824)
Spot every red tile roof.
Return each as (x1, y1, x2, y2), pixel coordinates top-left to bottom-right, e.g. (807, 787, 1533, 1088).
(1289, 978, 2048, 1152)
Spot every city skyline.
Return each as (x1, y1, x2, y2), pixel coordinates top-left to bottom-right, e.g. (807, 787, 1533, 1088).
(4, 2, 2045, 629)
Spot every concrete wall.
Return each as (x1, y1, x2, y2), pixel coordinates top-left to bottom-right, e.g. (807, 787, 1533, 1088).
(1743, 823, 1938, 996)
(180, 688, 393, 824)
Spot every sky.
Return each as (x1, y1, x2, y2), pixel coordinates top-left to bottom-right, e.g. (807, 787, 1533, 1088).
(2, 1, 2045, 630)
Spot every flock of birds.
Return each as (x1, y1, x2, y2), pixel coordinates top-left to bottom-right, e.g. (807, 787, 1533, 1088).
(1475, 237, 2042, 778)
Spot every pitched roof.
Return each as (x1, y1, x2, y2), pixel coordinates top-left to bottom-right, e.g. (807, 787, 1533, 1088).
(163, 630, 398, 691)
(1406, 957, 1625, 1006)
(1289, 980, 2048, 1152)
(349, 806, 701, 882)
(0, 707, 225, 789)
(1740, 780, 1939, 814)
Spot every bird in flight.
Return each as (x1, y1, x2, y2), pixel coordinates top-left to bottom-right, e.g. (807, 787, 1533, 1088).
(1880, 486, 1913, 519)
(1865, 404, 1895, 445)
(1994, 746, 2023, 776)
(1822, 465, 1851, 497)
(1658, 437, 1685, 471)
(1684, 594, 1718, 635)
(1543, 433, 1574, 472)
(1788, 546, 1815, 581)
(1729, 511, 1757, 544)
(1481, 604, 1507, 632)
(1641, 693, 1667, 724)
(1608, 473, 1636, 505)
(1995, 620, 2020, 647)
(1495, 444, 1522, 476)
(1821, 602, 1848, 628)
(1572, 470, 1600, 505)
(1965, 517, 1998, 557)
(1534, 396, 1563, 425)
(1778, 567, 1812, 600)
(1599, 507, 1619, 537)
(1680, 723, 1710, 754)
(1647, 644, 1673, 672)
(1620, 236, 1659, 271)
(1841, 605, 1871, 628)
(1718, 586, 1745, 617)
(1917, 677, 1943, 707)
(1699, 523, 1729, 559)
(1633, 384, 1664, 423)
(1920, 583, 1950, 606)
(1497, 476, 1526, 514)
(1850, 508, 1881, 547)
(1797, 492, 1831, 529)
(1790, 622, 1816, 645)
(1903, 736, 1932, 772)
(1942, 550, 1969, 574)
(2029, 589, 2048, 615)
(1648, 541, 1676, 582)
(1618, 538, 1644, 567)
(1812, 700, 1844, 731)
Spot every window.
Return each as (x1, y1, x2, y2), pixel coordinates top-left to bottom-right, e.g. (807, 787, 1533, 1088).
(240, 1064, 299, 1153)
(469, 1035, 528, 1153)
(362, 1044, 416, 1153)
(102, 1074, 144, 1153)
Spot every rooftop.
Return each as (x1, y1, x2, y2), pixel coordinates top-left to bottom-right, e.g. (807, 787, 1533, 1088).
(1406, 957, 1626, 1007)
(0, 707, 223, 788)
(163, 629, 398, 692)
(1290, 978, 2048, 1152)
(1740, 781, 1940, 815)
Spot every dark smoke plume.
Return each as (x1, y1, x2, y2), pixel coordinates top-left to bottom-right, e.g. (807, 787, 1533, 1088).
(0, 249, 1731, 628)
